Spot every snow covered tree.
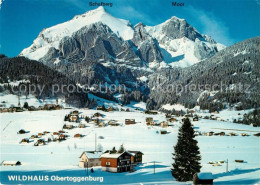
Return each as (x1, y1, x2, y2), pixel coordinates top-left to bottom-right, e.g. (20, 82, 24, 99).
(171, 118, 201, 181)
(118, 144, 125, 153)
(97, 143, 103, 152)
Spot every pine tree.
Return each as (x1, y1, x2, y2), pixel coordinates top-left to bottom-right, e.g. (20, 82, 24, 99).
(171, 118, 201, 181)
(118, 144, 125, 153)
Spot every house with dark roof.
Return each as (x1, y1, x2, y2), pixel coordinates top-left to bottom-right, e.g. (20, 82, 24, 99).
(128, 151, 143, 164)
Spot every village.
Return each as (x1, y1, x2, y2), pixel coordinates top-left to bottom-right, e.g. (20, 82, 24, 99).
(1, 96, 260, 184)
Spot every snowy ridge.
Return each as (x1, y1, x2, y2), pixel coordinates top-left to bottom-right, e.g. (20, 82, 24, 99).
(20, 7, 134, 60)
(145, 17, 226, 67)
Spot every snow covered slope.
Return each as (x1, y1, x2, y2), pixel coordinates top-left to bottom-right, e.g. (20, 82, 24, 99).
(20, 7, 134, 60)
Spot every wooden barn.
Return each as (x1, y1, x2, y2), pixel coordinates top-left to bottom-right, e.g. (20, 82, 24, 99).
(125, 119, 135, 125)
(74, 134, 83, 138)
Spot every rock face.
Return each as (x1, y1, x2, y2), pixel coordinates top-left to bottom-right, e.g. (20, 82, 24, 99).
(17, 7, 260, 110)
(20, 7, 225, 87)
(147, 37, 260, 110)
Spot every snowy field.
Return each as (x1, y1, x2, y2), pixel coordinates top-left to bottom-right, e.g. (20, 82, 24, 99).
(0, 108, 260, 184)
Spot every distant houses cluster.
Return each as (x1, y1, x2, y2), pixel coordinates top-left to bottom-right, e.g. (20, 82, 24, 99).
(0, 103, 62, 113)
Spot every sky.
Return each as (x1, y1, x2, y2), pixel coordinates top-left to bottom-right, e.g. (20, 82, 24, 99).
(0, 0, 259, 57)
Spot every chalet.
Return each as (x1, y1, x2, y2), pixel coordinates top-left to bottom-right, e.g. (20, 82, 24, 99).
(93, 112, 103, 117)
(1, 108, 8, 113)
(37, 106, 44, 110)
(63, 124, 73, 129)
(92, 118, 100, 124)
(160, 129, 168, 135)
(15, 107, 23, 112)
(72, 110, 79, 115)
(28, 106, 36, 111)
(145, 110, 158, 115)
(125, 119, 135, 125)
(101, 151, 134, 173)
(193, 116, 199, 121)
(126, 108, 130, 112)
(107, 107, 114, 112)
(146, 117, 153, 125)
(44, 104, 56, 110)
(79, 124, 85, 128)
(253, 133, 260, 137)
(108, 120, 120, 126)
(229, 132, 237, 136)
(18, 129, 26, 134)
(20, 138, 30, 144)
(160, 121, 168, 128)
(96, 106, 103, 110)
(69, 114, 79, 122)
(74, 133, 83, 138)
(38, 133, 44, 137)
(53, 132, 59, 135)
(165, 114, 171, 118)
(59, 134, 66, 141)
(206, 132, 214, 136)
(34, 139, 46, 146)
(31, 135, 38, 139)
(79, 151, 102, 168)
(193, 172, 213, 185)
(43, 131, 50, 134)
(1, 161, 21, 166)
(59, 130, 65, 134)
(98, 122, 106, 127)
(128, 151, 143, 164)
(168, 117, 177, 122)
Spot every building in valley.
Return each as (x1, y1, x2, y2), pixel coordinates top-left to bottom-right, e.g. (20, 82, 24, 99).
(101, 151, 134, 172)
(128, 151, 143, 164)
(79, 151, 102, 168)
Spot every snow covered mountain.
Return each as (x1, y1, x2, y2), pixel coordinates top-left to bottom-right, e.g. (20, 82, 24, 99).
(145, 16, 225, 67)
(20, 7, 134, 60)
(20, 7, 224, 69)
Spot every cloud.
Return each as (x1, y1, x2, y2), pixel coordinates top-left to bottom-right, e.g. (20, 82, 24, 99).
(184, 6, 234, 46)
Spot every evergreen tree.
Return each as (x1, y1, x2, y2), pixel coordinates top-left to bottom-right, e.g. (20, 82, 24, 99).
(118, 144, 125, 153)
(171, 118, 201, 181)
(111, 146, 117, 154)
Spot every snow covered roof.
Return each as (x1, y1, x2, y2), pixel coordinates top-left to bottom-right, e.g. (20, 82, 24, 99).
(1, 161, 21, 165)
(128, 151, 143, 156)
(198, 172, 213, 180)
(101, 151, 133, 159)
(80, 151, 102, 159)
